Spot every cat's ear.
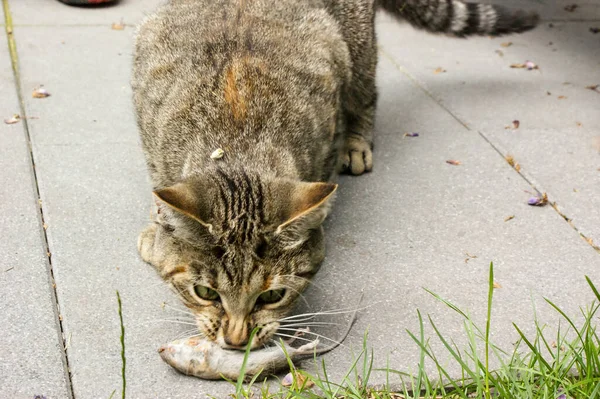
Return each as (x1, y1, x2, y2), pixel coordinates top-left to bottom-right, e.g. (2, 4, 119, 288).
(275, 182, 337, 234)
(153, 182, 213, 230)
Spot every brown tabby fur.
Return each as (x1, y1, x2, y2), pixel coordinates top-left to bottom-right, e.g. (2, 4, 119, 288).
(132, 0, 538, 349)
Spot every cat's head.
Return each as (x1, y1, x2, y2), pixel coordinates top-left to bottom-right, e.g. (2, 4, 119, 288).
(151, 169, 336, 349)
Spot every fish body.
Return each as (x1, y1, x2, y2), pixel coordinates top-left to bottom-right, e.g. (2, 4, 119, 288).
(158, 336, 320, 380)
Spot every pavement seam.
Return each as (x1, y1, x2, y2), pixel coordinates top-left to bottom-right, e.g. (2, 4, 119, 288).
(378, 47, 600, 256)
(2, 1, 76, 397)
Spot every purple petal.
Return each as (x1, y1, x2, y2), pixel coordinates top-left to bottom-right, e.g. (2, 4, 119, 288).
(528, 197, 541, 205)
(406, 132, 419, 137)
(556, 395, 567, 399)
(282, 373, 294, 387)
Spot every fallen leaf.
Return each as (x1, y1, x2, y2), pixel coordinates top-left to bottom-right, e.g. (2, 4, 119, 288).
(500, 42, 513, 47)
(434, 67, 446, 74)
(210, 148, 224, 159)
(111, 21, 125, 30)
(564, 4, 578, 12)
(493, 281, 502, 289)
(495, 50, 504, 57)
(446, 159, 461, 166)
(32, 86, 51, 98)
(3, 114, 20, 124)
(504, 215, 515, 222)
(403, 132, 419, 137)
(528, 193, 548, 207)
(558, 95, 567, 99)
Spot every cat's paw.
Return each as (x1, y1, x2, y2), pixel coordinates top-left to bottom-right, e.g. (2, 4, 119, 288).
(339, 134, 373, 175)
(137, 223, 158, 263)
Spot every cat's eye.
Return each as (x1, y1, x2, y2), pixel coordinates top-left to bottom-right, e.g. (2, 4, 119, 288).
(258, 289, 286, 304)
(194, 285, 220, 301)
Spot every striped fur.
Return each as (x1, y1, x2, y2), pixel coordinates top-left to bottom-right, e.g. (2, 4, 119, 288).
(378, 0, 539, 36)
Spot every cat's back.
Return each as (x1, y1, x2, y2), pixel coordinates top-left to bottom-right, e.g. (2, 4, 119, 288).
(132, 0, 350, 186)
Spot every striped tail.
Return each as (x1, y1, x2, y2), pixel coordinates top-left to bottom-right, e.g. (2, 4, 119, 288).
(378, 0, 539, 37)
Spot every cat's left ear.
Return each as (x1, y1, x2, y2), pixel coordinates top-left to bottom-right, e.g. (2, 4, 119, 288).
(275, 181, 338, 235)
(153, 182, 213, 231)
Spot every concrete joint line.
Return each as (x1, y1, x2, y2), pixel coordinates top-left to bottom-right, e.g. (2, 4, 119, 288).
(2, 1, 76, 397)
(378, 47, 600, 256)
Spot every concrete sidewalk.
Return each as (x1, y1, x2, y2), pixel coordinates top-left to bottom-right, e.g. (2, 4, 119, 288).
(1, 0, 599, 398)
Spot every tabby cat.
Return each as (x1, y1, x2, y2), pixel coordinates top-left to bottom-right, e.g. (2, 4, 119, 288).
(133, 0, 538, 350)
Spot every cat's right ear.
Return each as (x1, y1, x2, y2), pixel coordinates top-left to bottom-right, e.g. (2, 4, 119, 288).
(153, 183, 213, 231)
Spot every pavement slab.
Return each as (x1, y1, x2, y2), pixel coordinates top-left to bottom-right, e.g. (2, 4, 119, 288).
(3, 1, 600, 398)
(0, 31, 70, 399)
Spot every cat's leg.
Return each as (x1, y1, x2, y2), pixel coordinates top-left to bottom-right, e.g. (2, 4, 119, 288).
(335, 1, 378, 176)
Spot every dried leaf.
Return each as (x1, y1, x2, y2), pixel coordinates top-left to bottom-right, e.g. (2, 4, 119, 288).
(500, 42, 513, 47)
(505, 154, 516, 166)
(528, 193, 548, 207)
(32, 86, 51, 98)
(3, 114, 20, 124)
(403, 132, 419, 137)
(434, 67, 446, 74)
(564, 4, 578, 12)
(446, 159, 461, 166)
(504, 215, 515, 222)
(493, 281, 502, 289)
(210, 148, 224, 159)
(111, 22, 125, 30)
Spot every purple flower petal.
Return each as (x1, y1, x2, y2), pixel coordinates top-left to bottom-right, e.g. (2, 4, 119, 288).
(528, 197, 541, 205)
(282, 373, 294, 387)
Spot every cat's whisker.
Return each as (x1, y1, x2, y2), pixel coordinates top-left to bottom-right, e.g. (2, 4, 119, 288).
(274, 331, 347, 349)
(275, 328, 347, 348)
(162, 303, 196, 317)
(171, 328, 202, 341)
(280, 321, 341, 328)
(278, 284, 311, 309)
(278, 300, 381, 322)
(155, 319, 198, 326)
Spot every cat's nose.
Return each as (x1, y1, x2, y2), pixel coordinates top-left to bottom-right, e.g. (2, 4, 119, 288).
(223, 317, 250, 348)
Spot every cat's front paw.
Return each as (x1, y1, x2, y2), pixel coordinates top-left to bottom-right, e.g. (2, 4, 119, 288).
(339, 134, 373, 175)
(137, 223, 158, 264)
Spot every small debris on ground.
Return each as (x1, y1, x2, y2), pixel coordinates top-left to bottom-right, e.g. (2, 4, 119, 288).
(505, 154, 521, 172)
(528, 193, 548, 207)
(500, 42, 513, 47)
(403, 132, 419, 137)
(464, 252, 478, 264)
(210, 148, 224, 159)
(504, 215, 515, 222)
(111, 21, 125, 30)
(510, 60, 538, 70)
(576, 122, 582, 127)
(585, 84, 599, 93)
(32, 86, 51, 98)
(495, 50, 504, 57)
(434, 67, 446, 74)
(505, 120, 520, 130)
(493, 281, 502, 289)
(591, 27, 599, 34)
(446, 159, 461, 166)
(282, 372, 314, 388)
(3, 114, 20, 124)
(564, 4, 578, 12)
(557, 95, 567, 100)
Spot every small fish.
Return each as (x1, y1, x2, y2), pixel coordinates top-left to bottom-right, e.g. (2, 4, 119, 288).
(159, 336, 320, 380)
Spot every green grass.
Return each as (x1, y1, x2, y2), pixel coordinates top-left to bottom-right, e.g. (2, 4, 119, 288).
(229, 262, 600, 398)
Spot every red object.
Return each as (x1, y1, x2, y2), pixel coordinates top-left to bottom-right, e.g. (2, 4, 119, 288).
(58, 0, 116, 5)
